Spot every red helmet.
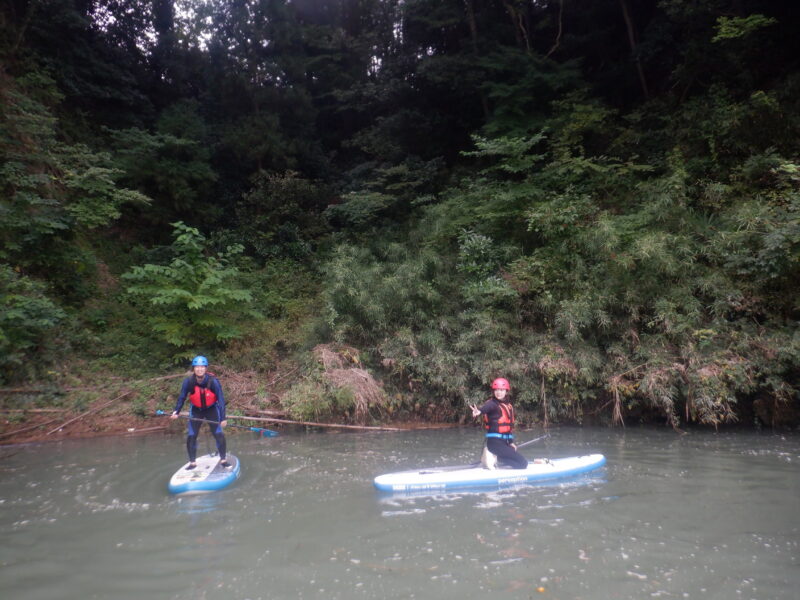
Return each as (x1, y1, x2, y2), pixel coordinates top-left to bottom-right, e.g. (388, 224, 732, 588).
(491, 377, 510, 391)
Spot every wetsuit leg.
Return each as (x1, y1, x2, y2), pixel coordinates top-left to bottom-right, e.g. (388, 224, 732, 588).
(487, 438, 528, 469)
(213, 432, 226, 460)
(186, 415, 200, 462)
(186, 406, 226, 461)
(211, 405, 226, 460)
(208, 421, 226, 460)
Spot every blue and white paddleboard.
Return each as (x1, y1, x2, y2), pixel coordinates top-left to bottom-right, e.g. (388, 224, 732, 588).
(168, 453, 240, 495)
(373, 453, 606, 493)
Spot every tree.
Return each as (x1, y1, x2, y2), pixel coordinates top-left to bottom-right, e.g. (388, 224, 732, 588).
(122, 221, 259, 354)
(0, 70, 150, 299)
(0, 264, 66, 384)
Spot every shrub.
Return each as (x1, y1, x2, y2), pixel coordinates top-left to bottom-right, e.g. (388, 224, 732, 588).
(0, 265, 66, 383)
(122, 222, 259, 357)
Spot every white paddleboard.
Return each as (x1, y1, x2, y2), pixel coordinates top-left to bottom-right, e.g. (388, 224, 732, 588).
(374, 454, 606, 493)
(168, 453, 240, 495)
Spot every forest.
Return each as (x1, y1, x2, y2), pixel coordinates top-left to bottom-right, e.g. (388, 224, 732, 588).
(2, 0, 799, 434)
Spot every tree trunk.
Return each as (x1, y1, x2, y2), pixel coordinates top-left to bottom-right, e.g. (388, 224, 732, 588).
(463, 0, 490, 120)
(6, 0, 37, 55)
(546, 0, 564, 58)
(152, 0, 175, 78)
(501, 0, 530, 52)
(618, 0, 650, 98)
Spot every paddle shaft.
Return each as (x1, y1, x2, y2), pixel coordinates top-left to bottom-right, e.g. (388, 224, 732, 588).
(421, 435, 548, 473)
(516, 433, 549, 449)
(155, 410, 278, 437)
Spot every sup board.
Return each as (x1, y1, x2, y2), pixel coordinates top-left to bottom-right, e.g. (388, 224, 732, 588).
(373, 453, 606, 493)
(168, 453, 240, 495)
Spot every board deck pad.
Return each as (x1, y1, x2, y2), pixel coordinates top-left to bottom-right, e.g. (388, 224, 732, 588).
(168, 453, 240, 495)
(373, 454, 606, 493)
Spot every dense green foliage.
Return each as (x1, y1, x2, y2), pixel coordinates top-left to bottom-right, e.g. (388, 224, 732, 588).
(122, 222, 258, 354)
(0, 264, 65, 381)
(1, 0, 799, 427)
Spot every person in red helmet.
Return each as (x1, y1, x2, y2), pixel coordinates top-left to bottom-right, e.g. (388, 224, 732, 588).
(469, 378, 528, 469)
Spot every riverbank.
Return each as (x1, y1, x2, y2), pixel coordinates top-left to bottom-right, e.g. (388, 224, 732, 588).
(0, 346, 467, 446)
(0, 410, 461, 446)
(0, 407, 166, 446)
(0, 394, 459, 446)
(3, 351, 798, 446)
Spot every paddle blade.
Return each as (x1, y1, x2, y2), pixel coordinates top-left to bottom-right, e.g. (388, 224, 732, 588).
(246, 426, 278, 437)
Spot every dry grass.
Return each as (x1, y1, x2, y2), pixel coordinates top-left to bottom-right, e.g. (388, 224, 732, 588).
(314, 344, 387, 423)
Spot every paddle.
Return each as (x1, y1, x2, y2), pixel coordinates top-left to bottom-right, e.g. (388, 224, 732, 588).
(515, 433, 550, 449)
(419, 433, 550, 473)
(155, 410, 279, 437)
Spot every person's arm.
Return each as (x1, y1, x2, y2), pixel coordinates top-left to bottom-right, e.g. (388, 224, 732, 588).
(470, 399, 494, 418)
(171, 378, 190, 417)
(212, 378, 226, 424)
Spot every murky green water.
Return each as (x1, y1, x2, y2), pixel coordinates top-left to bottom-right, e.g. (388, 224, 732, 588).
(0, 427, 797, 599)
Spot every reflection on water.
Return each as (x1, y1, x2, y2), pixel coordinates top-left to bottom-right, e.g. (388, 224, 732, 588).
(0, 428, 798, 600)
(172, 492, 225, 516)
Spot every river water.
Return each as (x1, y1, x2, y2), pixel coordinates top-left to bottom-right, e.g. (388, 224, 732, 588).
(0, 427, 797, 600)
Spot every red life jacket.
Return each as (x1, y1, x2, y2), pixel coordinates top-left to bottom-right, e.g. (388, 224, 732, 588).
(188, 375, 218, 409)
(483, 400, 514, 434)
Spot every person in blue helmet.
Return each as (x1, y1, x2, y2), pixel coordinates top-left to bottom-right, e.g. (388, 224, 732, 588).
(170, 356, 229, 469)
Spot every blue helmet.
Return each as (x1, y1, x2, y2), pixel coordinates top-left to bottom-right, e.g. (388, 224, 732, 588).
(191, 355, 209, 367)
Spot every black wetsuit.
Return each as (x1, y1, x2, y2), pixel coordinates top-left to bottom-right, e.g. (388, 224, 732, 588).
(174, 375, 227, 462)
(477, 397, 528, 469)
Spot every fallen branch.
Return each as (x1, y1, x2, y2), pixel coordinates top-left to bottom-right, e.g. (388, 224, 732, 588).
(0, 408, 68, 413)
(123, 426, 167, 435)
(229, 414, 402, 431)
(0, 373, 185, 396)
(266, 366, 300, 387)
(146, 373, 187, 382)
(254, 409, 288, 417)
(0, 416, 64, 439)
(46, 391, 131, 436)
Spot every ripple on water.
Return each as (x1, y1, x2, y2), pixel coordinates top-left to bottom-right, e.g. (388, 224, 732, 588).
(0, 429, 798, 600)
